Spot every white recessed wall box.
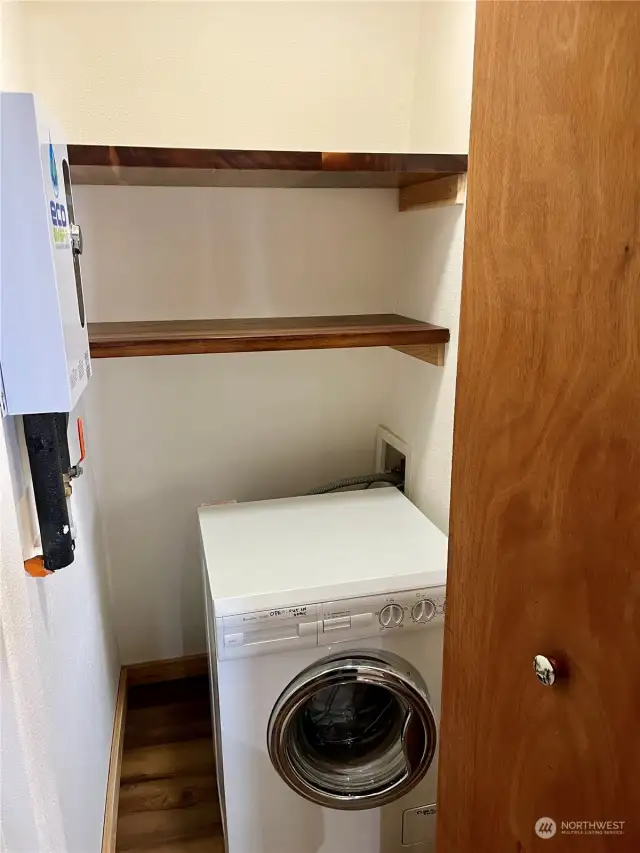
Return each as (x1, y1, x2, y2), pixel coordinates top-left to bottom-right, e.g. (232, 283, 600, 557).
(1, 92, 90, 415)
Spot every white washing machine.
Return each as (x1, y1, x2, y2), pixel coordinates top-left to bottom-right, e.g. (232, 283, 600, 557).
(199, 488, 447, 853)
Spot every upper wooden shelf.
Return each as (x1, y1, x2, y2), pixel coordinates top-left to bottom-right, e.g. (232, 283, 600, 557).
(88, 314, 450, 365)
(68, 146, 468, 189)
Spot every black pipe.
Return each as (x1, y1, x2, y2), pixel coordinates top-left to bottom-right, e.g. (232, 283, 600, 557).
(53, 412, 71, 472)
(23, 413, 74, 571)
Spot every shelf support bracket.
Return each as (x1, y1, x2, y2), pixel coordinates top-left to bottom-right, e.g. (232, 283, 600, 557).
(391, 343, 446, 366)
(399, 173, 467, 213)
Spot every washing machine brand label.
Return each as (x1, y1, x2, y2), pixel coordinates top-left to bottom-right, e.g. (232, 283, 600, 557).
(47, 143, 70, 249)
(50, 200, 70, 249)
(267, 604, 309, 620)
(227, 604, 318, 629)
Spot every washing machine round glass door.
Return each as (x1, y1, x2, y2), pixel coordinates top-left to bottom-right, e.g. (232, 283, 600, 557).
(267, 649, 437, 810)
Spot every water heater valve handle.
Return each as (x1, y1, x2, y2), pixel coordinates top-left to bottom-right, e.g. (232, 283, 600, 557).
(69, 417, 86, 479)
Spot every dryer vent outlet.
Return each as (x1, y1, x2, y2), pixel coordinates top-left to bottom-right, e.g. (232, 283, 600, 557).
(375, 427, 411, 495)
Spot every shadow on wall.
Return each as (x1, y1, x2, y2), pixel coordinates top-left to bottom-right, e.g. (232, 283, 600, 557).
(388, 205, 466, 533)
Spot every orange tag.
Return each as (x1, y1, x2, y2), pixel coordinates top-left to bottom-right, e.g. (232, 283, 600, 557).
(24, 557, 53, 577)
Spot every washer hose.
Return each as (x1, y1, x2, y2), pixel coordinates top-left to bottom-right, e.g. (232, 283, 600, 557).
(307, 472, 403, 495)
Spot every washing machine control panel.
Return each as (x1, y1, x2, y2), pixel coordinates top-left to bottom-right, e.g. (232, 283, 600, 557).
(216, 586, 446, 659)
(319, 585, 446, 646)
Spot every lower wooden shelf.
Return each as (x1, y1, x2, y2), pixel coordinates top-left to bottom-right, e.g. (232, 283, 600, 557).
(88, 314, 449, 364)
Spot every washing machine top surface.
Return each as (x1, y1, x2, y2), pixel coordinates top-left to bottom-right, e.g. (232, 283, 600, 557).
(199, 488, 447, 617)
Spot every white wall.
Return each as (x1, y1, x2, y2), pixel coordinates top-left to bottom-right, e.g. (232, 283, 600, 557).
(0, 630, 44, 853)
(86, 349, 392, 663)
(19, 0, 474, 154)
(0, 420, 65, 853)
(385, 205, 466, 533)
(76, 186, 398, 663)
(2, 3, 121, 851)
(1, 409, 120, 853)
(76, 186, 401, 320)
(1, 0, 28, 91)
(382, 0, 475, 533)
(410, 1, 476, 153)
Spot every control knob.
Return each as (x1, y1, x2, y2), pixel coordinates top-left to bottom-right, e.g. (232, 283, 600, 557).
(412, 599, 436, 623)
(379, 603, 404, 628)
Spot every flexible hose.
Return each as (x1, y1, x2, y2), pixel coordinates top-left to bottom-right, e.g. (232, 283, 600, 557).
(307, 472, 403, 495)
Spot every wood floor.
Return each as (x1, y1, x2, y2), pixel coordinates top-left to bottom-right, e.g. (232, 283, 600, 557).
(116, 675, 224, 853)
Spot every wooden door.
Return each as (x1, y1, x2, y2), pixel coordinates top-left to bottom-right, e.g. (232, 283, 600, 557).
(438, 2, 640, 851)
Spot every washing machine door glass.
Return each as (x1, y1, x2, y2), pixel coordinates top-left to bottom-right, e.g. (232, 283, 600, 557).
(267, 650, 437, 810)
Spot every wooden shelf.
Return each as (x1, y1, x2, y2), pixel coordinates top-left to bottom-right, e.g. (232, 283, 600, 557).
(68, 146, 467, 189)
(88, 315, 450, 364)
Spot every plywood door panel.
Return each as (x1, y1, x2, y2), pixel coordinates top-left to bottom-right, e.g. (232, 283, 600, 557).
(438, 3, 640, 851)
